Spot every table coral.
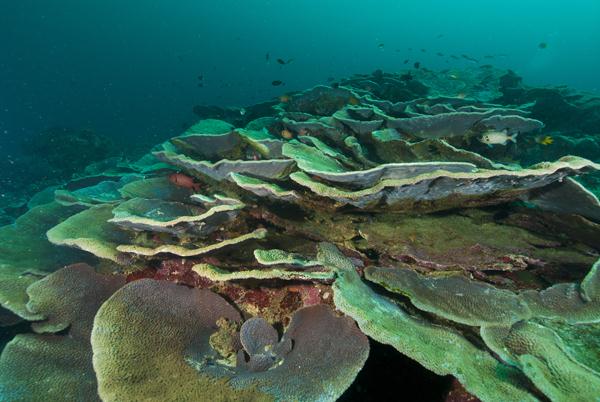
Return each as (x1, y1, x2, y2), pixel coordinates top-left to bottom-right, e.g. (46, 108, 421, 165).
(2, 66, 600, 401)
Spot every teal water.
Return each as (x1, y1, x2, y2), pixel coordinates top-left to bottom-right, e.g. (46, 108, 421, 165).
(1, 2, 600, 401)
(1, 0, 599, 151)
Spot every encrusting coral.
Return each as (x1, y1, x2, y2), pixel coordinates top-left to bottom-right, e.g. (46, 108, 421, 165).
(91, 279, 368, 402)
(0, 264, 125, 401)
(1, 66, 600, 401)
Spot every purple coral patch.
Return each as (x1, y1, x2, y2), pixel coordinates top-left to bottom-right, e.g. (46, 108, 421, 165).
(239, 317, 279, 356)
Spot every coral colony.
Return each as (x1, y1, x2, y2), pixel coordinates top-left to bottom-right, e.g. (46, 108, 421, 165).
(1, 66, 600, 401)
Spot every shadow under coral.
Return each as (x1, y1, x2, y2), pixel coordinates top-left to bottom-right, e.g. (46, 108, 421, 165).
(340, 339, 453, 402)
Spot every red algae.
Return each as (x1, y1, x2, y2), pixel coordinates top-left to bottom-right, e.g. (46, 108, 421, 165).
(126, 267, 156, 283)
(154, 258, 213, 288)
(445, 379, 481, 402)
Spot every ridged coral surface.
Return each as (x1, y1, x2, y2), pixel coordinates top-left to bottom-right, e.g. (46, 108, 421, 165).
(2, 67, 600, 401)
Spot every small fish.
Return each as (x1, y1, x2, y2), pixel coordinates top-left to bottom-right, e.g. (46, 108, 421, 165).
(239, 108, 247, 116)
(403, 59, 409, 64)
(535, 135, 554, 145)
(420, 48, 426, 53)
(436, 52, 444, 57)
(461, 54, 479, 63)
(414, 62, 421, 69)
(538, 42, 548, 49)
(280, 129, 293, 139)
(327, 76, 335, 82)
(479, 129, 518, 146)
(279, 94, 290, 103)
(197, 74, 203, 81)
(378, 43, 385, 49)
(448, 73, 459, 79)
(276, 58, 294, 65)
(265, 52, 270, 62)
(271, 80, 284, 86)
(436, 34, 444, 39)
(169, 173, 202, 192)
(450, 55, 459, 60)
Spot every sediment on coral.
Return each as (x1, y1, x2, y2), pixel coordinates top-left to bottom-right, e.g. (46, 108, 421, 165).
(2, 66, 600, 401)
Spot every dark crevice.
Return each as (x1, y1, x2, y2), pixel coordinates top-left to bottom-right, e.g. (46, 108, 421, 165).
(339, 338, 453, 402)
(0, 321, 32, 354)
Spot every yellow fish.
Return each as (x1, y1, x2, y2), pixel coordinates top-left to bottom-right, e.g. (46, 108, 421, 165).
(536, 135, 554, 145)
(280, 129, 293, 140)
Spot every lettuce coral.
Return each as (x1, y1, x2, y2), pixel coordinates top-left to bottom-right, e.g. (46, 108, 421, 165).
(2, 66, 600, 401)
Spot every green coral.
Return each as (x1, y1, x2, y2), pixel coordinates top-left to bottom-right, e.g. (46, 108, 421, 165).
(230, 173, 299, 202)
(47, 204, 132, 262)
(254, 248, 321, 268)
(357, 249, 600, 400)
(481, 320, 600, 401)
(192, 263, 333, 281)
(119, 176, 196, 202)
(0, 264, 124, 401)
(5, 68, 600, 402)
(116, 228, 267, 257)
(109, 197, 243, 233)
(365, 266, 530, 326)
(318, 243, 536, 402)
(155, 150, 295, 181)
(0, 202, 90, 318)
(520, 258, 600, 324)
(91, 279, 270, 402)
(91, 279, 367, 402)
(282, 140, 347, 174)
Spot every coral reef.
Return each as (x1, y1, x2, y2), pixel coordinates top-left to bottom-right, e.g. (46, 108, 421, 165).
(21, 127, 115, 178)
(1, 66, 600, 401)
(0, 264, 124, 401)
(0, 128, 118, 223)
